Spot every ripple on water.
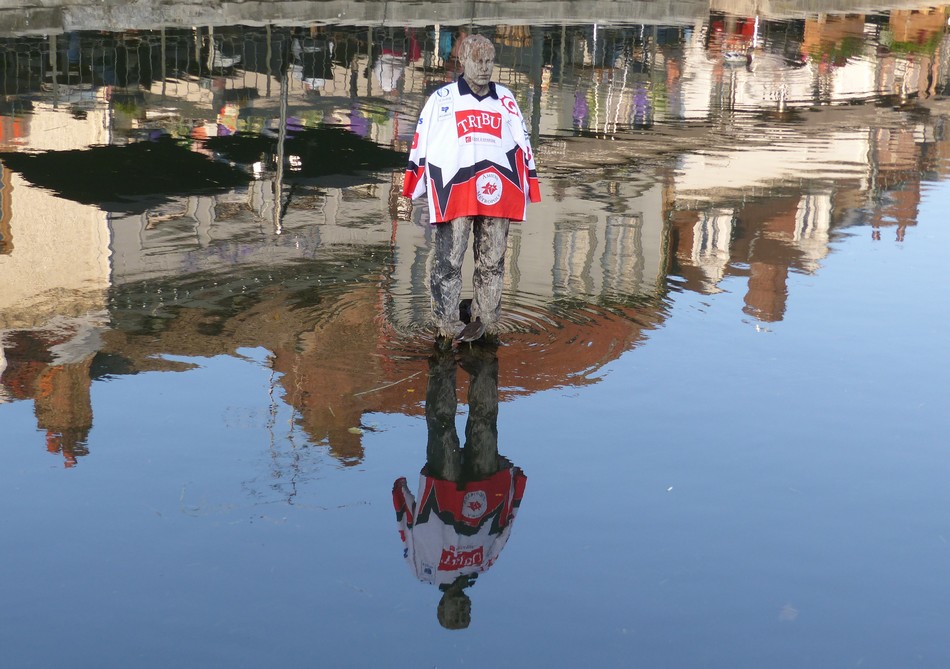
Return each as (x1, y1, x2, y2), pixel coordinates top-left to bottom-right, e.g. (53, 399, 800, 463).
(381, 288, 670, 392)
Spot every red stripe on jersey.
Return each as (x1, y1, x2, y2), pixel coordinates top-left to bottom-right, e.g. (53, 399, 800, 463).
(402, 165, 425, 198)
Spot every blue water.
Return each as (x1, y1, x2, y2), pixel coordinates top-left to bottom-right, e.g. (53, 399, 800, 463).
(5, 204, 949, 668)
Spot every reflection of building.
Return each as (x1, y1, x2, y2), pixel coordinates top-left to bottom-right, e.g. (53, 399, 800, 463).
(1, 82, 668, 469)
(660, 6, 950, 321)
(0, 99, 111, 330)
(0, 97, 110, 465)
(388, 174, 670, 329)
(668, 103, 948, 320)
(1, 328, 96, 467)
(92, 271, 663, 468)
(4, 11, 950, 470)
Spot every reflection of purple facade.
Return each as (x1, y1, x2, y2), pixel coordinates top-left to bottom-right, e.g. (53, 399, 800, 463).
(287, 116, 305, 134)
(348, 108, 370, 138)
(573, 91, 589, 130)
(633, 83, 650, 126)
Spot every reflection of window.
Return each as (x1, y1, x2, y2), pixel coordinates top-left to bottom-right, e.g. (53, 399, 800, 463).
(794, 193, 832, 242)
(692, 208, 734, 290)
(553, 216, 596, 297)
(0, 167, 12, 255)
(602, 214, 644, 296)
(795, 193, 832, 271)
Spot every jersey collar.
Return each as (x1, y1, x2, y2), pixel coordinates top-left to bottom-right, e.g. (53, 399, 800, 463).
(458, 76, 498, 100)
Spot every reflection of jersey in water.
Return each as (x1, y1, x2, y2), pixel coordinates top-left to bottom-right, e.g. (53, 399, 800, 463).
(393, 466, 526, 586)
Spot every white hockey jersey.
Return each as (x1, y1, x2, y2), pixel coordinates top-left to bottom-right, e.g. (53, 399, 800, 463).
(402, 77, 541, 223)
(392, 465, 526, 587)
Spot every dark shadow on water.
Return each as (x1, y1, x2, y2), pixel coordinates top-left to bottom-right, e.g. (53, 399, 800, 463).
(205, 125, 408, 178)
(0, 136, 250, 211)
(0, 125, 407, 212)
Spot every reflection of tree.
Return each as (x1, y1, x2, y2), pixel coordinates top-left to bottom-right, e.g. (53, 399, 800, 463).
(881, 9, 947, 57)
(886, 34, 943, 56)
(807, 35, 864, 67)
(238, 365, 307, 504)
(803, 15, 866, 68)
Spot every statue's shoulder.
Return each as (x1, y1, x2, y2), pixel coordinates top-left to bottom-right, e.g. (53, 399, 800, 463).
(432, 82, 458, 100)
(492, 83, 524, 119)
(493, 82, 515, 98)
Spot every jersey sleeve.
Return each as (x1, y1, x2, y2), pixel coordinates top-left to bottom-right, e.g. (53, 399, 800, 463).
(402, 94, 435, 199)
(508, 97, 541, 204)
(478, 466, 527, 570)
(392, 476, 417, 568)
(525, 137, 541, 204)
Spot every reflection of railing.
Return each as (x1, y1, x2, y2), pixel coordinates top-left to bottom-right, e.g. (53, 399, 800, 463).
(0, 26, 646, 100)
(7, 19, 945, 143)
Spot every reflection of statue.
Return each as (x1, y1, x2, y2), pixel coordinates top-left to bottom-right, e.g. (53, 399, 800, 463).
(392, 345, 525, 629)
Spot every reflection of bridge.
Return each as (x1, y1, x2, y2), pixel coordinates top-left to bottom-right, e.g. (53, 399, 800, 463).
(3, 0, 943, 35)
(6, 1, 707, 35)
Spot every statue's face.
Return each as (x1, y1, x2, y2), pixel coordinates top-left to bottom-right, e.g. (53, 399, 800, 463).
(462, 44, 494, 89)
